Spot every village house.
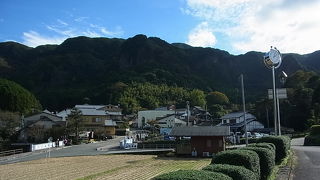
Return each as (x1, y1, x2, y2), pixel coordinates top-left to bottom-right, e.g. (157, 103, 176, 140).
(57, 104, 123, 137)
(19, 110, 66, 142)
(218, 112, 264, 132)
(170, 126, 230, 156)
(137, 110, 175, 128)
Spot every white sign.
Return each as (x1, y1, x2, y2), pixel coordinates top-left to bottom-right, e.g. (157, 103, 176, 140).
(268, 88, 287, 99)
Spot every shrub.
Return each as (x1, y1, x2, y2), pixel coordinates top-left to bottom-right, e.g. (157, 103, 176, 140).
(248, 143, 276, 153)
(241, 147, 275, 180)
(240, 138, 257, 144)
(304, 134, 320, 146)
(257, 136, 291, 163)
(212, 150, 260, 178)
(203, 164, 258, 180)
(152, 170, 232, 180)
(310, 125, 320, 135)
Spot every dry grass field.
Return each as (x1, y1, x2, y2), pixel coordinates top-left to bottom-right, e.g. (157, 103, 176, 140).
(0, 155, 211, 180)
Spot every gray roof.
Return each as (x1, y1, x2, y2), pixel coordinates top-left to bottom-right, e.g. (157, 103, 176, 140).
(220, 112, 255, 119)
(170, 126, 230, 136)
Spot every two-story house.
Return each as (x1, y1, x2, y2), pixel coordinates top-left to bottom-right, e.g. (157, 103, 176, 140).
(219, 112, 264, 132)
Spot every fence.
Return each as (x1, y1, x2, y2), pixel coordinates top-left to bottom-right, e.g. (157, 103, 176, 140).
(0, 149, 23, 157)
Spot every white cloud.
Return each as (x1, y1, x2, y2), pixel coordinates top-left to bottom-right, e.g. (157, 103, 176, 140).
(186, 22, 216, 47)
(21, 18, 124, 47)
(185, 0, 320, 54)
(22, 31, 66, 47)
(74, 17, 89, 22)
(57, 19, 68, 26)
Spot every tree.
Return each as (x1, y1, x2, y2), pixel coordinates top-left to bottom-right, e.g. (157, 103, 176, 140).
(0, 111, 20, 148)
(66, 108, 83, 144)
(189, 89, 206, 107)
(206, 91, 230, 106)
(0, 78, 42, 114)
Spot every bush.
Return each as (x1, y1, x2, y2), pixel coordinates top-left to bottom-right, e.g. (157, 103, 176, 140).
(310, 125, 320, 135)
(257, 136, 291, 163)
(304, 134, 320, 146)
(248, 143, 276, 153)
(241, 147, 275, 180)
(203, 164, 258, 180)
(240, 138, 257, 144)
(152, 170, 232, 180)
(212, 150, 260, 178)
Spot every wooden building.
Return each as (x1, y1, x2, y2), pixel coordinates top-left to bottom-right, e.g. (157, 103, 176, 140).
(170, 126, 230, 156)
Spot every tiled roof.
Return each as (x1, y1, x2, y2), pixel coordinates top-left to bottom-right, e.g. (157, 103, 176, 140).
(220, 112, 254, 119)
(170, 126, 230, 136)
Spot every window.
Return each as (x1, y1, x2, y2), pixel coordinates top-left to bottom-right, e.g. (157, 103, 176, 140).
(230, 119, 236, 124)
(92, 117, 101, 122)
(223, 120, 227, 124)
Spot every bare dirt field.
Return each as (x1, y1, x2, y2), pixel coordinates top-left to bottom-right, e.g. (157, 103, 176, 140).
(0, 155, 211, 180)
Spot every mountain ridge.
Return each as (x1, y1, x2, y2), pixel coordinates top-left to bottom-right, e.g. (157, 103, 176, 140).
(0, 35, 317, 110)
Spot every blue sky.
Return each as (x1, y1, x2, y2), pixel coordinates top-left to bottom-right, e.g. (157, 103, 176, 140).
(1, 0, 320, 55)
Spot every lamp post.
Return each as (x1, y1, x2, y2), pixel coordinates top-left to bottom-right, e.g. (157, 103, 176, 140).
(264, 47, 282, 136)
(277, 71, 288, 136)
(240, 74, 248, 146)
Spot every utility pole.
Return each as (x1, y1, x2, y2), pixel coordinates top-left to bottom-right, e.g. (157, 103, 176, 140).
(241, 74, 248, 146)
(186, 101, 190, 126)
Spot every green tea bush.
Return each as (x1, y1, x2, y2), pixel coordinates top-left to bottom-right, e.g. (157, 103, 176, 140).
(304, 134, 320, 146)
(203, 164, 258, 180)
(257, 136, 290, 163)
(248, 143, 276, 153)
(152, 170, 232, 180)
(212, 150, 260, 178)
(310, 125, 320, 135)
(241, 147, 275, 180)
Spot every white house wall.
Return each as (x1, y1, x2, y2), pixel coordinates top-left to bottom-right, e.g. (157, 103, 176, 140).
(246, 121, 265, 131)
(137, 110, 174, 128)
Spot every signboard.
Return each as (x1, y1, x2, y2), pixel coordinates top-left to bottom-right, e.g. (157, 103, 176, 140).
(268, 88, 287, 99)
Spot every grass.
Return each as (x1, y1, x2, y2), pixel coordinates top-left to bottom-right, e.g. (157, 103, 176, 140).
(267, 150, 294, 180)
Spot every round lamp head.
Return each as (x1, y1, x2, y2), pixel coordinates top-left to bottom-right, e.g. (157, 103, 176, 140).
(263, 47, 282, 69)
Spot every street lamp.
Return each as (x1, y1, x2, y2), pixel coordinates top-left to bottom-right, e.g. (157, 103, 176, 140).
(264, 47, 282, 136)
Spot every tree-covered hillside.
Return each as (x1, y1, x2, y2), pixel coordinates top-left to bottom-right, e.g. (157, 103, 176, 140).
(0, 34, 316, 111)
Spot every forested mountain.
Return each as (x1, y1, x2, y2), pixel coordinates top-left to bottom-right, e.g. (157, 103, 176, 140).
(0, 34, 318, 110)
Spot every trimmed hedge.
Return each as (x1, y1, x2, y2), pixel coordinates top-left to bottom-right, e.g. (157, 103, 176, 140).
(248, 143, 276, 153)
(203, 164, 258, 180)
(212, 150, 260, 178)
(152, 170, 232, 180)
(257, 136, 291, 163)
(241, 147, 275, 180)
(304, 134, 320, 146)
(310, 125, 320, 135)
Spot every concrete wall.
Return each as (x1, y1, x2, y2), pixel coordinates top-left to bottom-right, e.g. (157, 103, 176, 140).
(31, 141, 64, 151)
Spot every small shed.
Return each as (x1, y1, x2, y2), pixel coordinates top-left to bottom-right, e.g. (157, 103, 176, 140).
(170, 126, 230, 156)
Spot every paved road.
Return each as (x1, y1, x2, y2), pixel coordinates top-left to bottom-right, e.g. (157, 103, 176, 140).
(0, 136, 123, 165)
(292, 138, 320, 180)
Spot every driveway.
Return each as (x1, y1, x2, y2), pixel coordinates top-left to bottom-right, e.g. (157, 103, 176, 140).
(0, 136, 123, 165)
(292, 138, 320, 180)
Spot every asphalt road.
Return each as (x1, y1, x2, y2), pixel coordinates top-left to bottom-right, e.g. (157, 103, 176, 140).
(0, 136, 123, 165)
(292, 138, 320, 180)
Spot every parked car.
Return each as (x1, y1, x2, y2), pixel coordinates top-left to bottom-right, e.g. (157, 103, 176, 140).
(242, 132, 252, 138)
(253, 132, 263, 138)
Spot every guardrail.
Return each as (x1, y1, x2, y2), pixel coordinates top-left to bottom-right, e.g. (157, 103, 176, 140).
(140, 144, 175, 149)
(0, 149, 23, 157)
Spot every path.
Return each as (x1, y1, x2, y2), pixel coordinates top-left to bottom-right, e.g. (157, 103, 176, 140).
(0, 136, 123, 165)
(292, 138, 320, 180)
